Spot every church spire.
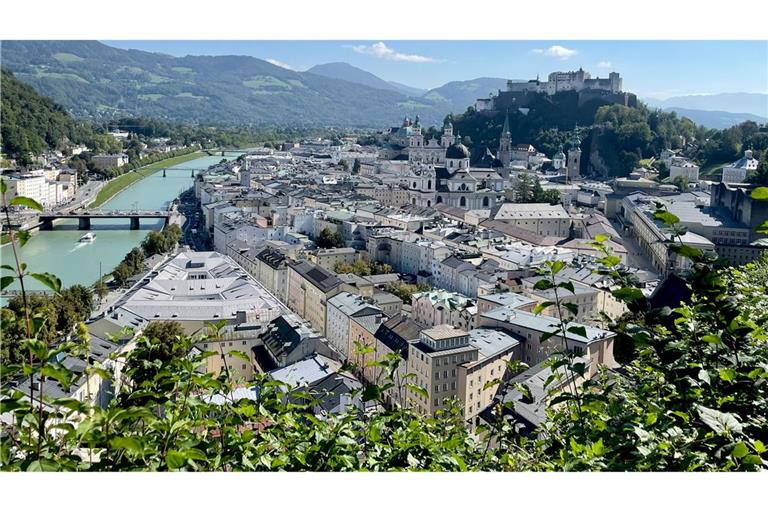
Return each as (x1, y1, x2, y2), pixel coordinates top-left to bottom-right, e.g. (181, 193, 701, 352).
(502, 109, 510, 135)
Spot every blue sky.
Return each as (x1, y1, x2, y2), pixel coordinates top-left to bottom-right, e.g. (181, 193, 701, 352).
(103, 40, 768, 99)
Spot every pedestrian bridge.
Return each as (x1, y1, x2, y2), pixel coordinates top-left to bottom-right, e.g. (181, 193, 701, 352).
(39, 210, 171, 230)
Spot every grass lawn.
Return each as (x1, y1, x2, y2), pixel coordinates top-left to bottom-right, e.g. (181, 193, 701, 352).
(89, 152, 202, 208)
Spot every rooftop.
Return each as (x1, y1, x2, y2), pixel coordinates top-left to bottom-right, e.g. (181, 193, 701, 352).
(423, 324, 468, 341)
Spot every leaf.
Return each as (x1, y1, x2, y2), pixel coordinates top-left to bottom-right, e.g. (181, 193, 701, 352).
(698, 369, 711, 385)
(405, 383, 428, 399)
(16, 230, 31, 247)
(756, 220, 768, 235)
(10, 196, 44, 211)
(533, 279, 555, 290)
(0, 276, 14, 291)
(562, 302, 579, 316)
(26, 459, 60, 472)
(591, 439, 605, 457)
(361, 384, 381, 402)
(669, 244, 702, 260)
(110, 436, 143, 454)
(594, 234, 609, 243)
(227, 350, 251, 363)
(166, 450, 187, 470)
(550, 260, 565, 275)
(654, 210, 680, 225)
(0, 264, 15, 272)
(0, 178, 6, 194)
(719, 368, 737, 382)
(533, 301, 554, 315)
(731, 442, 749, 459)
(612, 287, 645, 301)
(566, 325, 587, 338)
(41, 365, 73, 389)
(751, 187, 768, 200)
(696, 405, 743, 436)
(557, 281, 575, 294)
(29, 272, 61, 293)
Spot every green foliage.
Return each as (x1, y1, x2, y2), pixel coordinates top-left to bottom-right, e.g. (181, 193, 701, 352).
(2, 41, 445, 127)
(315, 227, 345, 249)
(513, 173, 561, 204)
(0, 68, 93, 165)
(383, 281, 431, 304)
(334, 259, 392, 277)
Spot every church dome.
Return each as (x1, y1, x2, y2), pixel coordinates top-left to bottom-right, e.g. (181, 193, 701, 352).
(446, 142, 470, 159)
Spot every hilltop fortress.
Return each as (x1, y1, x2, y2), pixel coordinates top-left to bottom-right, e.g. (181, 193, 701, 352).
(475, 68, 637, 112)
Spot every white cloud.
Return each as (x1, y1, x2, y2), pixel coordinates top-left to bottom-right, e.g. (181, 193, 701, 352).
(597, 60, 612, 69)
(532, 45, 578, 60)
(266, 58, 293, 70)
(351, 42, 441, 63)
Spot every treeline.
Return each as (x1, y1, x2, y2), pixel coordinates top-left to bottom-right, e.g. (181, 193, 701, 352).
(0, 285, 93, 365)
(110, 224, 182, 286)
(79, 146, 199, 180)
(450, 92, 768, 178)
(0, 68, 94, 165)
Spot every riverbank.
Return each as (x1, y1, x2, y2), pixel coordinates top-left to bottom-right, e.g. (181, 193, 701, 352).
(89, 151, 203, 208)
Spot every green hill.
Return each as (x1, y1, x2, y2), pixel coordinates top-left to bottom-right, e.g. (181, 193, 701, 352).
(0, 67, 94, 165)
(1, 41, 447, 128)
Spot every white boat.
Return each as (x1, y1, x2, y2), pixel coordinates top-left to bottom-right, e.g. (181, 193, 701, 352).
(78, 232, 96, 243)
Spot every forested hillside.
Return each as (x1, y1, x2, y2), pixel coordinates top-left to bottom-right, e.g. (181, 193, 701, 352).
(452, 95, 768, 179)
(1, 68, 94, 165)
(1, 41, 446, 127)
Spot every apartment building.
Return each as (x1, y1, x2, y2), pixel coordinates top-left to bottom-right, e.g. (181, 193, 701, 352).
(479, 306, 615, 377)
(492, 203, 572, 238)
(411, 289, 477, 331)
(326, 292, 384, 359)
(286, 260, 343, 336)
(405, 325, 522, 420)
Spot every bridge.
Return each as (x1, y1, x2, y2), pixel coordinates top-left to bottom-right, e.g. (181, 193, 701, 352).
(39, 210, 171, 230)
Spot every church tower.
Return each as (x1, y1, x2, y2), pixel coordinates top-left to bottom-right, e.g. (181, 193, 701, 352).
(567, 130, 582, 181)
(497, 111, 512, 169)
(441, 118, 456, 148)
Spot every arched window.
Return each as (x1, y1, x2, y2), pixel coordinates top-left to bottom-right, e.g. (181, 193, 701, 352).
(412, 198, 417, 205)
(427, 200, 431, 207)
(460, 196, 466, 207)
(482, 196, 490, 207)
(427, 179, 432, 190)
(436, 196, 443, 204)
(413, 181, 417, 188)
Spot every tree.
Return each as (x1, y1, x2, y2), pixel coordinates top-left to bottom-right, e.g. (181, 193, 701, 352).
(352, 158, 361, 175)
(94, 279, 109, 303)
(673, 175, 689, 191)
(338, 159, 349, 173)
(384, 281, 431, 304)
(142, 320, 186, 345)
(316, 227, 345, 249)
(112, 262, 133, 287)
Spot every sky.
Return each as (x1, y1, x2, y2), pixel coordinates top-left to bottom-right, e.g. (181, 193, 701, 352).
(103, 40, 768, 99)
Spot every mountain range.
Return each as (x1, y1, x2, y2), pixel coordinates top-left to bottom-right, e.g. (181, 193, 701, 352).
(2, 41, 764, 130)
(0, 41, 446, 127)
(643, 93, 768, 128)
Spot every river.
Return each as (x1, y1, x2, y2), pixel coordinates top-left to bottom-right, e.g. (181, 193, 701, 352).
(1, 153, 242, 293)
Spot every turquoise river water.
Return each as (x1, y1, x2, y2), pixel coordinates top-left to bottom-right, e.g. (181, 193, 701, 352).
(1, 153, 242, 293)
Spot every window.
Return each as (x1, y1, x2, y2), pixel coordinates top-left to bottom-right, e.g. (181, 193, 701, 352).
(451, 382, 456, 390)
(460, 196, 466, 207)
(434, 398, 439, 406)
(242, 364, 246, 370)
(443, 371, 448, 379)
(442, 383, 448, 392)
(434, 385, 439, 392)
(434, 371, 440, 379)
(451, 369, 456, 377)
